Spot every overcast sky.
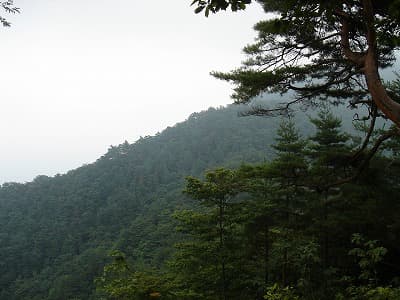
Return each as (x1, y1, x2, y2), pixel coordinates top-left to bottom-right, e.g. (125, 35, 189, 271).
(0, 0, 266, 184)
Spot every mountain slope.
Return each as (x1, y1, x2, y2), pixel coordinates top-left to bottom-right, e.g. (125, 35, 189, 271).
(0, 104, 370, 299)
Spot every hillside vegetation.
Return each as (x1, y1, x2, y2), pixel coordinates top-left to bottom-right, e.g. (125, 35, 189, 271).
(0, 105, 301, 299)
(0, 104, 398, 299)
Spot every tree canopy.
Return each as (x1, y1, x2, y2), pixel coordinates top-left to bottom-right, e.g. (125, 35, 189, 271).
(191, 0, 400, 129)
(0, 106, 317, 299)
(97, 110, 400, 299)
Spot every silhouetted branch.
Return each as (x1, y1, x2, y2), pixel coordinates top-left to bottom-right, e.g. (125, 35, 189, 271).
(0, 1, 19, 27)
(351, 103, 378, 160)
(324, 128, 398, 189)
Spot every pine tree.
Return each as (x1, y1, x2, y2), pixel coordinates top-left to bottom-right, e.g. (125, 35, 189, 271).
(269, 120, 310, 287)
(170, 168, 242, 300)
(191, 0, 400, 128)
(305, 108, 353, 296)
(308, 107, 352, 189)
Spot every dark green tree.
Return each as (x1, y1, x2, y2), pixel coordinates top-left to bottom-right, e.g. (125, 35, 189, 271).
(236, 120, 312, 291)
(91, 109, 400, 300)
(95, 251, 171, 300)
(263, 120, 311, 288)
(307, 107, 352, 189)
(170, 168, 241, 300)
(336, 234, 400, 300)
(303, 109, 352, 296)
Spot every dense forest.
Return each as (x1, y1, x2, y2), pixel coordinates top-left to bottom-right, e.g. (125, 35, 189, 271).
(0, 104, 312, 299)
(95, 108, 400, 300)
(0, 103, 399, 299)
(1, 0, 400, 299)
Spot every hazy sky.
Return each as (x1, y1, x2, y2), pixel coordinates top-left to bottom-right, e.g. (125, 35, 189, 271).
(0, 0, 265, 184)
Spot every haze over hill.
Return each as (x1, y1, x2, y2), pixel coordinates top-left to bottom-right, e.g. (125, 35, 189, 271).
(0, 0, 266, 184)
(0, 104, 372, 299)
(1, 1, 399, 299)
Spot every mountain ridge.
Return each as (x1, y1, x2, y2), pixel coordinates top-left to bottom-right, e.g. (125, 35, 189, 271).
(0, 104, 375, 299)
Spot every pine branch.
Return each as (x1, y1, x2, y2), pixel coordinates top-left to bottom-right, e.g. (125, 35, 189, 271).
(324, 128, 399, 190)
(0, 1, 20, 27)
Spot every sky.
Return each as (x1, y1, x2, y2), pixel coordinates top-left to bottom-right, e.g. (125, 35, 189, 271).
(0, 0, 266, 184)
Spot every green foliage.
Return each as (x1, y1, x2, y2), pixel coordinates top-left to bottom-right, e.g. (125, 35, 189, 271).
(386, 72, 400, 103)
(95, 251, 169, 300)
(197, 0, 400, 127)
(172, 168, 249, 299)
(348, 234, 387, 283)
(163, 109, 400, 299)
(336, 286, 400, 300)
(185, 168, 239, 202)
(1, 106, 399, 299)
(0, 106, 298, 299)
(307, 107, 352, 188)
(335, 235, 400, 300)
(264, 284, 300, 300)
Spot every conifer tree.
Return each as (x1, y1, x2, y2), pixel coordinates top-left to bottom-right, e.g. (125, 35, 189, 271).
(191, 0, 400, 129)
(254, 119, 309, 287)
(306, 109, 349, 295)
(273, 121, 309, 287)
(308, 108, 351, 188)
(170, 168, 242, 300)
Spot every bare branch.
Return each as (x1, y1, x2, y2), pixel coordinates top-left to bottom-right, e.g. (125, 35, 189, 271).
(351, 103, 377, 160)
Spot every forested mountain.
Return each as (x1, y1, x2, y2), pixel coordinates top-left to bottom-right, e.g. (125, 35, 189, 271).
(2, 1, 399, 299)
(94, 108, 399, 300)
(0, 105, 312, 299)
(0, 104, 393, 299)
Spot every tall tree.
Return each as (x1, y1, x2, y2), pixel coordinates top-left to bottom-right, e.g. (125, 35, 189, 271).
(172, 168, 241, 300)
(236, 120, 310, 289)
(265, 120, 309, 287)
(191, 0, 400, 129)
(307, 107, 352, 189)
(305, 109, 352, 296)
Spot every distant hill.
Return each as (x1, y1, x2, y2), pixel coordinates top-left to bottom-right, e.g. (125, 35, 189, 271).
(0, 104, 378, 300)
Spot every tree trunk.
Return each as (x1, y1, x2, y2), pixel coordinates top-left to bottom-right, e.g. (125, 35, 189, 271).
(362, 0, 400, 127)
(364, 51, 400, 128)
(339, 0, 400, 128)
